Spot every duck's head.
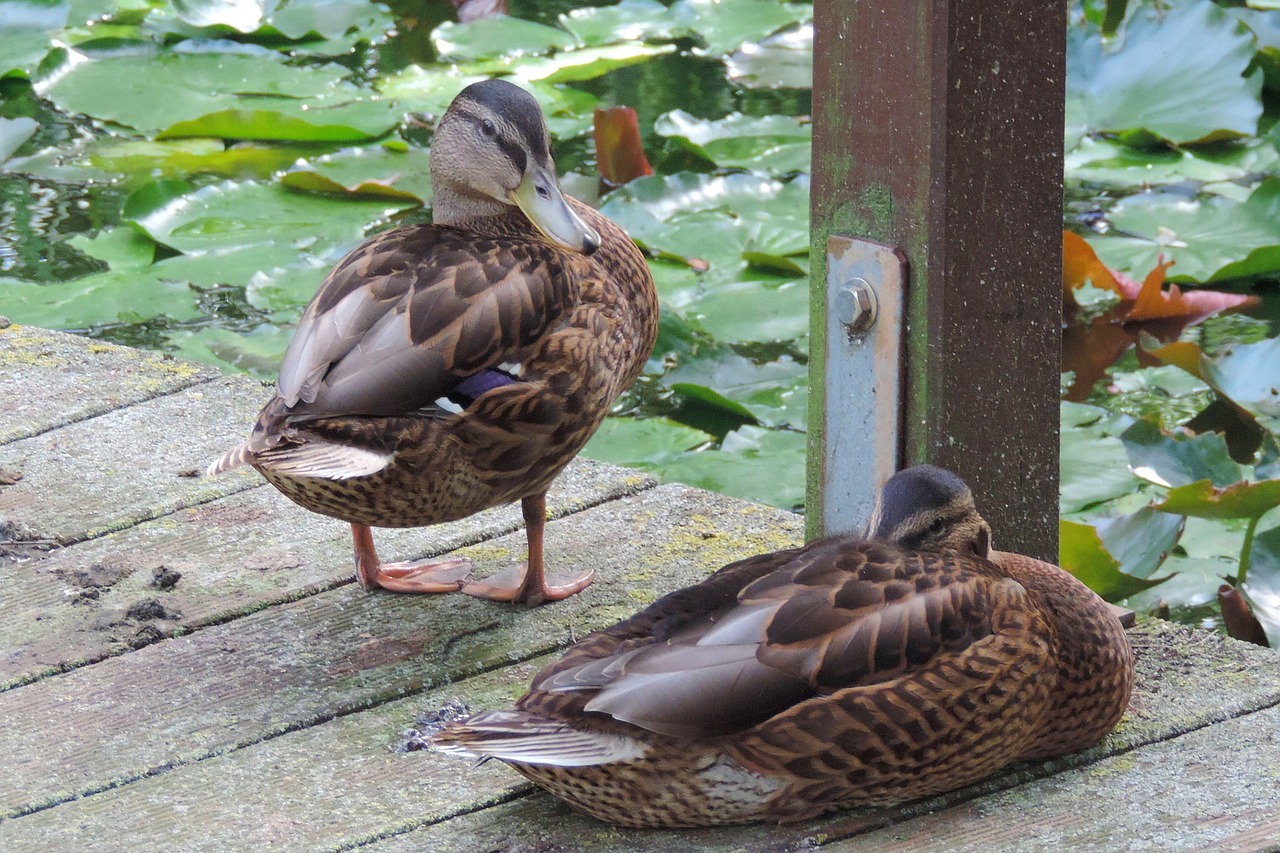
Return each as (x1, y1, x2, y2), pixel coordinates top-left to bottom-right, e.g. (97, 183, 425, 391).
(867, 465, 992, 558)
(429, 79, 600, 255)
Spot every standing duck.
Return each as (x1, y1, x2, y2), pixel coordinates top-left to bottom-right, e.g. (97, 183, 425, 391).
(209, 79, 658, 605)
(430, 465, 1134, 826)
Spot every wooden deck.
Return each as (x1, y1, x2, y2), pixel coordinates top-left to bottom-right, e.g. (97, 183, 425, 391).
(1, 321, 1279, 852)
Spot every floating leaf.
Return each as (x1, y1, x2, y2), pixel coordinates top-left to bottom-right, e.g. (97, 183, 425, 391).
(1156, 478, 1280, 520)
(129, 179, 413, 257)
(726, 21, 812, 90)
(0, 0, 66, 77)
(656, 426, 807, 511)
(1060, 402, 1143, 514)
(279, 145, 433, 204)
(1217, 584, 1270, 646)
(670, 0, 813, 57)
(1091, 179, 1280, 281)
(0, 116, 38, 163)
(1121, 419, 1241, 489)
(432, 16, 577, 61)
(582, 416, 710, 469)
(503, 43, 675, 84)
(593, 106, 652, 187)
(159, 105, 396, 143)
(1096, 506, 1185, 581)
(558, 0, 675, 46)
(1064, 136, 1280, 188)
(655, 110, 810, 172)
(1060, 518, 1171, 602)
(1066, 0, 1263, 146)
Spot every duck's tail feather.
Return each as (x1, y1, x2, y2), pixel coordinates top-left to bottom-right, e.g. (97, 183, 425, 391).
(429, 710, 646, 767)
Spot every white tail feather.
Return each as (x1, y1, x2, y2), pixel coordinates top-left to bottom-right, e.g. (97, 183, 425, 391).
(430, 710, 646, 767)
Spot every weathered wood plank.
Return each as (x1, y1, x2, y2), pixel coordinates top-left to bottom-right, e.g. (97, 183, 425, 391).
(0, 457, 654, 690)
(347, 620, 1280, 853)
(0, 323, 219, 444)
(0, 374, 266, 544)
(0, 484, 804, 819)
(835, 704, 1280, 852)
(0, 656, 552, 852)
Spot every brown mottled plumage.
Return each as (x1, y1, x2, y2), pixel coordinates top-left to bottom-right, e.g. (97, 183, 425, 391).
(209, 79, 657, 604)
(430, 465, 1134, 827)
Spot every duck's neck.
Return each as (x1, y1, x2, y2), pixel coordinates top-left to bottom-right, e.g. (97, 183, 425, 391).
(430, 182, 514, 230)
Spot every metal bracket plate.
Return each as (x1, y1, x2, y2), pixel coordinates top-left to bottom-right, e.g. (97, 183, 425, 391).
(821, 235, 908, 537)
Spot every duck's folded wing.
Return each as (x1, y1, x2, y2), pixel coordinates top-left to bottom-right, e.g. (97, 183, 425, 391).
(545, 541, 1011, 739)
(277, 226, 577, 418)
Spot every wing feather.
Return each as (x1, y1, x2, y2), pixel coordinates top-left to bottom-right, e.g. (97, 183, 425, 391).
(276, 225, 576, 419)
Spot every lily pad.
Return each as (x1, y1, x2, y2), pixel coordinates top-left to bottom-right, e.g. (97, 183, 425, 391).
(1120, 419, 1241, 488)
(658, 425, 807, 511)
(130, 179, 413, 257)
(1066, 0, 1263, 146)
(558, 0, 676, 46)
(0, 0, 66, 77)
(1059, 517, 1172, 602)
(670, 0, 813, 57)
(497, 43, 676, 85)
(279, 145, 433, 204)
(1202, 337, 1280, 432)
(432, 16, 577, 61)
(1156, 478, 1280, 520)
(39, 50, 399, 138)
(655, 110, 811, 172)
(1060, 402, 1144, 514)
(1064, 136, 1280, 188)
(582, 416, 711, 469)
(1090, 179, 1280, 281)
(726, 21, 812, 90)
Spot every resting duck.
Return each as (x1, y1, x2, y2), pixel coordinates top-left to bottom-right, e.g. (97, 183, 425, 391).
(210, 79, 658, 605)
(430, 465, 1135, 827)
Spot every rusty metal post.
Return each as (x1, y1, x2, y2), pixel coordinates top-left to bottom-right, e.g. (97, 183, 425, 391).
(808, 0, 1065, 560)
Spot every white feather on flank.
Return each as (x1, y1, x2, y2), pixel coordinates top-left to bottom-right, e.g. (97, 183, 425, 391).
(432, 710, 647, 767)
(433, 396, 465, 415)
(496, 361, 524, 377)
(206, 443, 253, 477)
(253, 442, 394, 480)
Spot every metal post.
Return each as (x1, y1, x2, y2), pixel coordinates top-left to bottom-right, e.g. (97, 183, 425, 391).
(808, 0, 1065, 560)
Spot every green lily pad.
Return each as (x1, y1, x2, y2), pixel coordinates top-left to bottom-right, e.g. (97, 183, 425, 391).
(670, 0, 813, 57)
(0, 116, 38, 162)
(1059, 517, 1172, 602)
(39, 50, 398, 138)
(1060, 402, 1144, 514)
(1066, 0, 1262, 146)
(0, 0, 66, 77)
(582, 416, 711, 469)
(171, 0, 264, 31)
(1156, 478, 1280, 520)
(130, 179, 413, 257)
(558, 0, 675, 46)
(1202, 337, 1280, 432)
(1243, 525, 1280, 645)
(67, 225, 156, 271)
(504, 43, 675, 85)
(1120, 419, 1241, 488)
(159, 104, 398, 143)
(726, 21, 812, 90)
(279, 145, 433, 204)
(666, 351, 807, 429)
(1090, 178, 1280, 281)
(658, 425, 807, 511)
(655, 110, 811, 172)
(432, 16, 578, 61)
(1096, 505, 1185, 580)
(1064, 136, 1280, 188)
(684, 277, 809, 345)
(162, 323, 295, 376)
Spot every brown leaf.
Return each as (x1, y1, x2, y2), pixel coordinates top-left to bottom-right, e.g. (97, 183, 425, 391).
(1218, 584, 1271, 647)
(1125, 257, 1259, 323)
(593, 106, 653, 188)
(1063, 231, 1123, 308)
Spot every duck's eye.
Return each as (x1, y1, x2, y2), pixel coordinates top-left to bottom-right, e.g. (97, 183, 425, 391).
(536, 184, 551, 200)
(480, 119, 497, 137)
(928, 516, 947, 533)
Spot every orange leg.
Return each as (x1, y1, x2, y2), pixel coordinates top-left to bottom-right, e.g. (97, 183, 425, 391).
(460, 493, 595, 606)
(351, 523, 471, 593)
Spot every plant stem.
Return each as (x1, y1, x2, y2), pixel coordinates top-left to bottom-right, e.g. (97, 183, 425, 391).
(1238, 514, 1262, 587)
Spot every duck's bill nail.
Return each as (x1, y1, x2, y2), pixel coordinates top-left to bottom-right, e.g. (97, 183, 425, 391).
(510, 167, 600, 255)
